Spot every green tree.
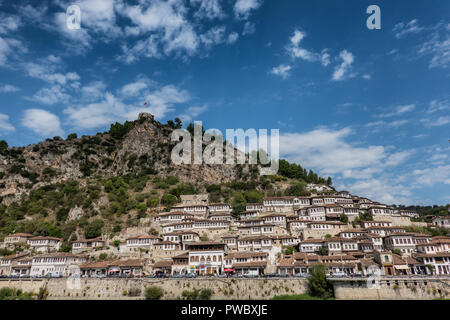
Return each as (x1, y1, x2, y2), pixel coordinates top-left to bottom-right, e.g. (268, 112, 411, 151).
(84, 219, 104, 239)
(339, 213, 348, 224)
(0, 140, 8, 153)
(307, 264, 334, 299)
(244, 190, 263, 203)
(318, 247, 329, 256)
(66, 133, 77, 140)
(231, 192, 246, 215)
(284, 246, 296, 255)
(285, 181, 308, 196)
(161, 193, 178, 206)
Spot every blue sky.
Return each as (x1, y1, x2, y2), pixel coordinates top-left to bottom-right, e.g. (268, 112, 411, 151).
(0, 0, 449, 205)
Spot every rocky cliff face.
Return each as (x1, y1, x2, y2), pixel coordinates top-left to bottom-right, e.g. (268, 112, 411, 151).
(0, 113, 252, 206)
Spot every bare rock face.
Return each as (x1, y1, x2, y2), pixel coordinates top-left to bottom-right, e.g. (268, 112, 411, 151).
(68, 206, 84, 221)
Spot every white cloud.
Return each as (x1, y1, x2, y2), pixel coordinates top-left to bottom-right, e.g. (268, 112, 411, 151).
(242, 22, 255, 35)
(64, 83, 190, 129)
(427, 99, 450, 113)
(179, 105, 208, 122)
(22, 109, 64, 137)
(51, 0, 119, 53)
(200, 26, 226, 48)
(80, 81, 107, 101)
(227, 32, 239, 44)
(421, 116, 450, 127)
(0, 14, 21, 34)
(0, 37, 25, 66)
(320, 50, 331, 67)
(53, 12, 92, 53)
(339, 178, 414, 205)
(0, 113, 15, 133)
(191, 0, 225, 20)
(23, 56, 80, 86)
(73, 0, 119, 34)
(393, 19, 424, 38)
(418, 22, 450, 69)
(276, 126, 415, 203)
(413, 165, 450, 186)
(117, 0, 200, 59)
(332, 50, 355, 81)
(0, 84, 20, 93)
(120, 80, 148, 98)
(28, 85, 71, 105)
(269, 64, 292, 79)
(278, 127, 387, 176)
(378, 104, 415, 118)
(285, 30, 332, 68)
(362, 74, 371, 80)
(22, 56, 80, 105)
(234, 0, 262, 20)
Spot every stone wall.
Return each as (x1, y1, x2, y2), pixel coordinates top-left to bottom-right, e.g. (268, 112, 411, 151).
(373, 215, 412, 227)
(2, 277, 449, 300)
(0, 278, 308, 300)
(331, 277, 450, 300)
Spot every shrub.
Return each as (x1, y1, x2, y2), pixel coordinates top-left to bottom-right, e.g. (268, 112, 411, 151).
(145, 286, 164, 300)
(199, 289, 213, 300)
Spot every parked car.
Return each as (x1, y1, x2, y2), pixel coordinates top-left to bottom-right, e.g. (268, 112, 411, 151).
(351, 272, 363, 277)
(262, 273, 277, 278)
(294, 272, 308, 278)
(154, 273, 169, 278)
(146, 274, 156, 278)
(184, 273, 196, 278)
(243, 273, 258, 278)
(19, 274, 29, 278)
(31, 274, 42, 279)
(172, 274, 183, 278)
(44, 272, 62, 278)
(332, 271, 347, 277)
(278, 273, 290, 278)
(9, 274, 20, 278)
(217, 274, 227, 278)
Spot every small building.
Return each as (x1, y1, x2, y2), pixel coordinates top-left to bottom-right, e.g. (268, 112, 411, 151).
(187, 242, 226, 275)
(107, 259, 146, 277)
(27, 236, 62, 253)
(72, 237, 105, 253)
(3, 233, 32, 245)
(431, 216, 450, 229)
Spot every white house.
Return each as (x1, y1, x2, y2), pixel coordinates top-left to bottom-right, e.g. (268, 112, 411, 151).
(30, 253, 87, 277)
(27, 236, 62, 253)
(187, 242, 226, 275)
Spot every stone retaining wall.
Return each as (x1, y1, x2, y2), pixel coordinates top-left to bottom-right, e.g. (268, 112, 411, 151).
(0, 278, 308, 300)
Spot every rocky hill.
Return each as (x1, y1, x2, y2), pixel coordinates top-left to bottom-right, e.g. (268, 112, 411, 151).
(0, 112, 331, 249)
